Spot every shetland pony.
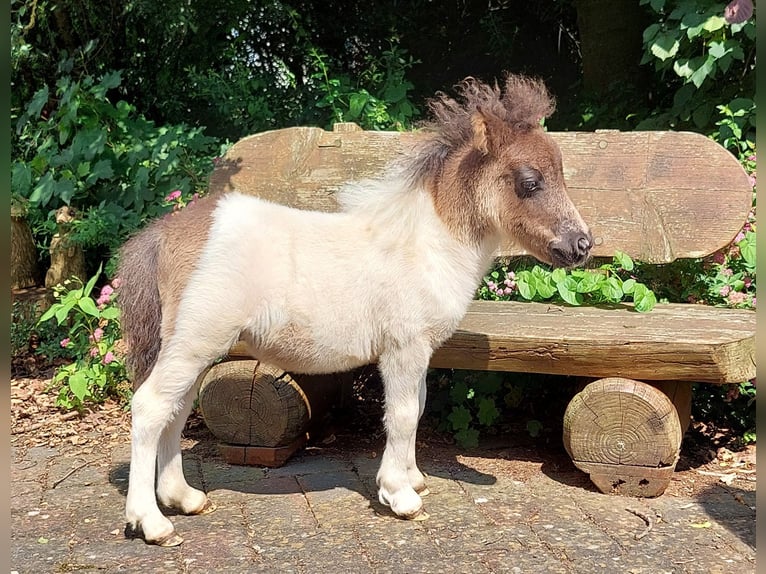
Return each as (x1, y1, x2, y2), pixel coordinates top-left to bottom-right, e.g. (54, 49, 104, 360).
(117, 74, 592, 546)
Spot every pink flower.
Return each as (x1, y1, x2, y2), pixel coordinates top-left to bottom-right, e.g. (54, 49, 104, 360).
(111, 277, 122, 289)
(719, 285, 732, 297)
(60, 338, 70, 348)
(102, 351, 115, 365)
(712, 251, 726, 265)
(747, 154, 756, 162)
(733, 231, 746, 244)
(92, 328, 104, 342)
(721, 267, 733, 277)
(165, 189, 182, 202)
(100, 285, 114, 298)
(503, 287, 514, 295)
(748, 174, 756, 188)
(727, 291, 746, 304)
(724, 0, 753, 24)
(89, 347, 99, 357)
(743, 276, 752, 288)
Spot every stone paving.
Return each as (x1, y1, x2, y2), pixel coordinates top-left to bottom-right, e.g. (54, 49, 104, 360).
(11, 433, 756, 574)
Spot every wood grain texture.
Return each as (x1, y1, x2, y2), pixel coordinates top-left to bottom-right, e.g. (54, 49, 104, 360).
(428, 300, 755, 383)
(209, 126, 752, 263)
(198, 360, 343, 447)
(563, 378, 682, 497)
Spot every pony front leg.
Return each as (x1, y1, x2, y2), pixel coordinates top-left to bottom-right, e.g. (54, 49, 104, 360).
(407, 372, 429, 496)
(376, 345, 431, 520)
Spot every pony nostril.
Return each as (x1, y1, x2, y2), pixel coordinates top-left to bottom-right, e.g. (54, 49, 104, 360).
(577, 234, 592, 254)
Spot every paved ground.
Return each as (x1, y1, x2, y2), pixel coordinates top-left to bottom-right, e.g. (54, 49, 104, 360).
(10, 421, 756, 574)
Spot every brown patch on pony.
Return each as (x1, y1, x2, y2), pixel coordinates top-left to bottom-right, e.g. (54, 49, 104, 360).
(117, 194, 222, 388)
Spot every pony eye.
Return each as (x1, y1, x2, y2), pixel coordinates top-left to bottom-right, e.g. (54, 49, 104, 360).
(515, 171, 544, 198)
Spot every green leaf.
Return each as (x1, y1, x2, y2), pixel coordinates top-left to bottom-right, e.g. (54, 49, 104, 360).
(83, 266, 102, 297)
(86, 159, 114, 184)
(574, 272, 602, 294)
(558, 281, 582, 306)
(600, 277, 624, 302)
(622, 278, 636, 294)
(613, 251, 634, 271)
(739, 234, 755, 266)
(448, 405, 472, 431)
(68, 371, 89, 402)
(78, 297, 100, 317)
(632, 284, 657, 313)
(534, 276, 557, 299)
(26, 86, 49, 119)
(516, 274, 536, 300)
(449, 380, 470, 404)
(55, 178, 75, 205)
(477, 397, 500, 426)
(29, 172, 55, 206)
(526, 419, 544, 438)
(11, 162, 32, 196)
(100, 307, 120, 320)
(348, 92, 370, 119)
(551, 267, 567, 284)
(38, 304, 61, 324)
(454, 427, 480, 449)
(650, 32, 680, 61)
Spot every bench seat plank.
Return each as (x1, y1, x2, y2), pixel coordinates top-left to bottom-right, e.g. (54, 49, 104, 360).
(429, 300, 755, 384)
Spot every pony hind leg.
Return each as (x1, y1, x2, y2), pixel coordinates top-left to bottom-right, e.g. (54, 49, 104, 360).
(156, 378, 215, 518)
(376, 343, 431, 520)
(125, 344, 230, 546)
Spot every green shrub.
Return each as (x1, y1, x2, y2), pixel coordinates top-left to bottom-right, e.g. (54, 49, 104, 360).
(12, 61, 226, 274)
(477, 252, 657, 312)
(37, 268, 129, 410)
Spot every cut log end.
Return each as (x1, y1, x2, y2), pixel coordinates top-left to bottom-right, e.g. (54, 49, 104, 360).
(198, 361, 311, 448)
(563, 377, 683, 497)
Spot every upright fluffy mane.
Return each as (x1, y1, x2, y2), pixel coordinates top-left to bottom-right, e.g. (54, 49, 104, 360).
(402, 73, 556, 187)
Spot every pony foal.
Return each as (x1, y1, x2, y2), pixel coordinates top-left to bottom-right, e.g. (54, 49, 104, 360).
(118, 73, 592, 546)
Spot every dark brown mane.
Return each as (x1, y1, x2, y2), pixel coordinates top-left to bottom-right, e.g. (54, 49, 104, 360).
(403, 73, 556, 185)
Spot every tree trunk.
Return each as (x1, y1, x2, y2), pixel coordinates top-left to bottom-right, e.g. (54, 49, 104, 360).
(575, 0, 651, 94)
(11, 214, 40, 290)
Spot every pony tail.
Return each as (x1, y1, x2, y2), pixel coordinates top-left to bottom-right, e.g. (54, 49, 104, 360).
(116, 221, 164, 389)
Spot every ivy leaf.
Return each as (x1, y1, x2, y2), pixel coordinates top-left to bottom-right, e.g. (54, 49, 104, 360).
(448, 405, 472, 431)
(633, 284, 657, 313)
(526, 420, 544, 438)
(449, 380, 471, 404)
(29, 172, 56, 206)
(650, 32, 680, 61)
(477, 397, 500, 426)
(86, 159, 115, 184)
(454, 428, 480, 449)
(613, 251, 634, 271)
(558, 280, 583, 306)
(516, 273, 536, 300)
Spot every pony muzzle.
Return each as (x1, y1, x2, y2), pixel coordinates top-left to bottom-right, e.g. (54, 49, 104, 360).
(549, 229, 593, 269)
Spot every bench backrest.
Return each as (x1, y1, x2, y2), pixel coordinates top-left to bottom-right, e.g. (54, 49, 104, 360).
(209, 123, 752, 263)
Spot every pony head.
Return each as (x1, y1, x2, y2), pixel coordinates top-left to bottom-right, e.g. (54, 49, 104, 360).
(415, 73, 592, 268)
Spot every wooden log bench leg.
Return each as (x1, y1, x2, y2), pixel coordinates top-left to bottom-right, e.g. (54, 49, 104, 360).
(198, 360, 346, 467)
(563, 377, 685, 497)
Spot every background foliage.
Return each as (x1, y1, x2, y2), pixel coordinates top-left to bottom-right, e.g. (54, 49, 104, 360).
(11, 0, 755, 444)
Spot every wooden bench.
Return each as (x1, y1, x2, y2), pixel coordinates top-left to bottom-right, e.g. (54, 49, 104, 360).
(198, 123, 756, 496)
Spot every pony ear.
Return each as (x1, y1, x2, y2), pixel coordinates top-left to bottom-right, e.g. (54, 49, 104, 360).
(470, 107, 503, 155)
